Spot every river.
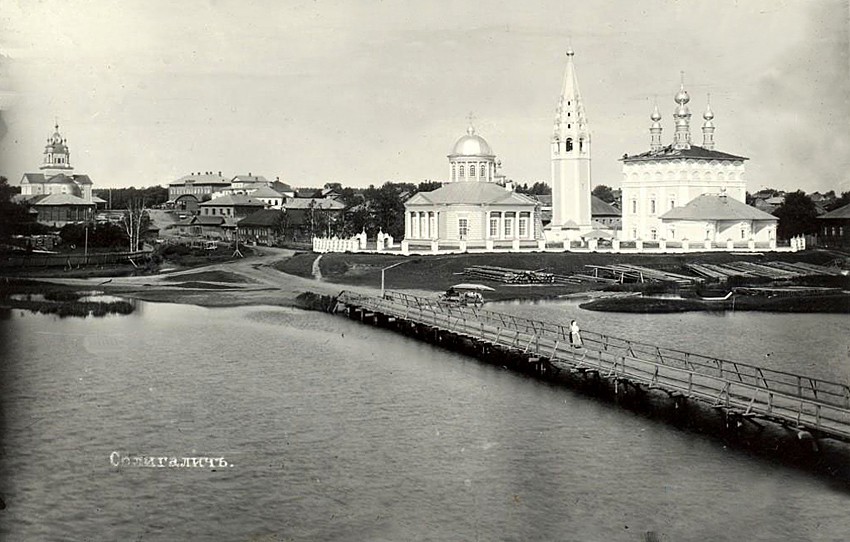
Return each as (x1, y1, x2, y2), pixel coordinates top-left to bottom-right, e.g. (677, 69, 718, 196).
(1, 300, 848, 541)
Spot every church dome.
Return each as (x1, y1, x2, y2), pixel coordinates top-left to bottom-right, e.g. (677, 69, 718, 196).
(451, 125, 493, 156)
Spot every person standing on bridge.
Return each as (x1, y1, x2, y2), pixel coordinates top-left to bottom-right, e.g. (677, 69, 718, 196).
(570, 320, 583, 348)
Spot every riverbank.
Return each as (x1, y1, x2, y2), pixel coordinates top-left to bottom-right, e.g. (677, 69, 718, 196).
(3, 247, 848, 313)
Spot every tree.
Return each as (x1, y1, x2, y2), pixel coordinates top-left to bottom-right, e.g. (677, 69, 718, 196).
(121, 200, 148, 251)
(361, 182, 409, 238)
(516, 181, 551, 195)
(828, 191, 850, 211)
(592, 184, 615, 203)
(95, 186, 168, 209)
(416, 180, 443, 193)
(773, 190, 818, 239)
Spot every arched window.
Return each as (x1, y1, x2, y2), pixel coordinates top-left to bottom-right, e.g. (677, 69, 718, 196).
(452, 164, 457, 181)
(459, 165, 464, 177)
(579, 138, 584, 152)
(565, 138, 573, 152)
(470, 164, 476, 177)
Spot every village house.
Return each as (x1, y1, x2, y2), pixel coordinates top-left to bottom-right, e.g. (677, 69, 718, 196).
(238, 209, 285, 246)
(167, 172, 230, 213)
(818, 202, 850, 248)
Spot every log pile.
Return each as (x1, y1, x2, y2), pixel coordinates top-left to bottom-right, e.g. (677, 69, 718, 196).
(463, 265, 581, 284)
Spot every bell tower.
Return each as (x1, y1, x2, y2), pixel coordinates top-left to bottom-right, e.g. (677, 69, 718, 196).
(545, 48, 592, 243)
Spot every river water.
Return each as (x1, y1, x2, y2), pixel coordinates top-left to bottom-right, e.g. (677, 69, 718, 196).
(1, 300, 848, 541)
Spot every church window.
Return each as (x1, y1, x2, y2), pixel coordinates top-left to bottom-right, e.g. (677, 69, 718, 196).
(452, 164, 457, 181)
(631, 200, 637, 214)
(579, 138, 584, 152)
(670, 198, 675, 210)
(567, 124, 571, 129)
(650, 199, 656, 215)
(669, 226, 676, 239)
(458, 218, 469, 239)
(470, 164, 476, 177)
(565, 138, 573, 152)
(489, 217, 499, 237)
(567, 101, 571, 106)
(459, 165, 464, 177)
(567, 112, 571, 117)
(650, 229, 657, 241)
(741, 228, 746, 239)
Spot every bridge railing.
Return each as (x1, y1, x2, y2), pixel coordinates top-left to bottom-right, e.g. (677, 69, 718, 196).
(340, 290, 850, 413)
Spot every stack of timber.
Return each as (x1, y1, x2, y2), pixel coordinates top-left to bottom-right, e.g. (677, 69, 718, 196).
(578, 264, 702, 286)
(463, 265, 581, 285)
(686, 261, 845, 282)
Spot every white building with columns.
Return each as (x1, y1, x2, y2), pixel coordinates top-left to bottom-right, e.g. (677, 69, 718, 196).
(619, 80, 773, 245)
(404, 125, 540, 249)
(544, 48, 593, 243)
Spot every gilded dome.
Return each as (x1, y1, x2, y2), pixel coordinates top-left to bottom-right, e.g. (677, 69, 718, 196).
(450, 125, 494, 157)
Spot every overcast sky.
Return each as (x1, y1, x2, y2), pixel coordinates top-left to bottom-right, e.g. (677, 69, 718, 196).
(1, 0, 848, 194)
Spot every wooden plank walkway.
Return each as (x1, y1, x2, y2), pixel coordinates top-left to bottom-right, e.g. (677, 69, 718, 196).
(337, 290, 850, 443)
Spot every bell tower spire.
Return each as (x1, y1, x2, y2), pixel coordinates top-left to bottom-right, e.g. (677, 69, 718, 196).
(546, 47, 592, 242)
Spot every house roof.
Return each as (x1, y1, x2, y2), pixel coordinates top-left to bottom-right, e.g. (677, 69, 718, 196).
(191, 215, 226, 225)
(21, 172, 92, 185)
(660, 194, 778, 221)
(21, 173, 46, 184)
(819, 202, 850, 220)
(269, 181, 294, 193)
(249, 186, 285, 199)
(231, 175, 269, 184)
(622, 144, 747, 163)
(32, 194, 95, 206)
(200, 194, 265, 207)
(91, 195, 107, 203)
(284, 198, 346, 210)
(405, 182, 538, 207)
(238, 209, 284, 227)
(170, 173, 230, 186)
(591, 196, 621, 216)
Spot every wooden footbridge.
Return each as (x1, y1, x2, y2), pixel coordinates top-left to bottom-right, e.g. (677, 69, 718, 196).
(336, 290, 850, 444)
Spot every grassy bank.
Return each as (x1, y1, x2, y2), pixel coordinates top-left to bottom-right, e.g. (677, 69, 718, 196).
(580, 292, 850, 313)
(274, 250, 846, 301)
(0, 279, 135, 317)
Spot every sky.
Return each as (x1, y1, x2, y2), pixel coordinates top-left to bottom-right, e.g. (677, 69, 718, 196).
(0, 0, 848, 194)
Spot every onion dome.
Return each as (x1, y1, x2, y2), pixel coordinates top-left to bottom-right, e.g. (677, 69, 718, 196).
(650, 104, 662, 122)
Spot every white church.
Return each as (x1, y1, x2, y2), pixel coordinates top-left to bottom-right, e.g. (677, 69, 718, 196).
(398, 48, 779, 252)
(620, 80, 777, 245)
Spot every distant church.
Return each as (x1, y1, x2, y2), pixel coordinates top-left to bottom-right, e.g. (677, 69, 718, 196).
(620, 80, 777, 245)
(18, 124, 98, 227)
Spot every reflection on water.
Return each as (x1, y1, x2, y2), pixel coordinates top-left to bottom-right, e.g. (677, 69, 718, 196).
(1, 301, 849, 541)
